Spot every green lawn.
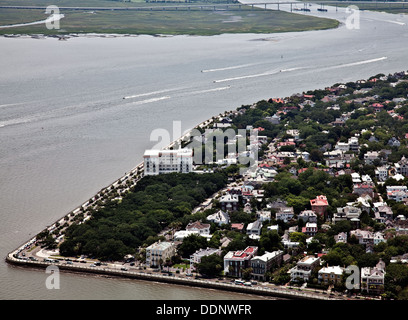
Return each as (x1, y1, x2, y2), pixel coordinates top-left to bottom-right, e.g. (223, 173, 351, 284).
(173, 263, 190, 270)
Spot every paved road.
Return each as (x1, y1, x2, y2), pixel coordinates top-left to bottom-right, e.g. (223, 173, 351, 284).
(8, 242, 371, 300)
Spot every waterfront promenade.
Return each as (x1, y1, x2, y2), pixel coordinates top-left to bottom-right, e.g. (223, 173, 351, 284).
(6, 247, 350, 300)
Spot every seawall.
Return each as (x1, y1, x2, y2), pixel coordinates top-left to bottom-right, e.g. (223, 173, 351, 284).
(5, 252, 339, 300)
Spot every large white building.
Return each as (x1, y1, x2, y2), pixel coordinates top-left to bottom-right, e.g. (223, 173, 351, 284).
(143, 148, 193, 175)
(145, 241, 176, 267)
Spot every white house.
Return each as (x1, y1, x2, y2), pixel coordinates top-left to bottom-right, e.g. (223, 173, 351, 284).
(257, 210, 271, 222)
(299, 210, 317, 223)
(145, 241, 176, 267)
(190, 248, 221, 269)
(290, 256, 321, 282)
(335, 142, 350, 152)
(386, 186, 408, 202)
(276, 207, 295, 222)
(246, 220, 263, 237)
(361, 260, 386, 295)
(186, 221, 211, 235)
(206, 210, 230, 226)
(375, 166, 388, 182)
(364, 151, 380, 164)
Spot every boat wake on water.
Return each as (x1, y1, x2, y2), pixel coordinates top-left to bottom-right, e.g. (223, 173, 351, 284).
(201, 63, 261, 73)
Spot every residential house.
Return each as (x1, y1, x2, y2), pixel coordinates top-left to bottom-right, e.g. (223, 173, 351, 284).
(368, 135, 379, 143)
(396, 156, 408, 176)
(386, 185, 408, 202)
(351, 172, 361, 183)
(231, 223, 245, 232)
(334, 232, 347, 244)
(224, 246, 258, 278)
(348, 136, 359, 152)
(299, 210, 317, 223)
(286, 129, 300, 140)
(300, 151, 310, 161)
(361, 260, 386, 295)
(388, 137, 401, 147)
(246, 220, 263, 239)
(257, 210, 271, 222)
(267, 225, 279, 233)
(302, 222, 318, 237)
(190, 247, 221, 270)
(333, 205, 362, 224)
(290, 256, 321, 282)
(145, 241, 176, 267)
(370, 103, 385, 113)
(276, 206, 295, 222)
(373, 232, 386, 245)
(273, 151, 296, 164)
(266, 114, 281, 125)
(206, 210, 230, 226)
(220, 194, 240, 212)
(310, 195, 329, 219)
(390, 253, 408, 264)
(375, 166, 388, 182)
(364, 151, 380, 165)
(250, 250, 284, 281)
(377, 205, 394, 221)
(174, 230, 202, 241)
(353, 183, 375, 198)
(335, 141, 350, 152)
(318, 266, 344, 285)
(248, 166, 277, 183)
(267, 199, 288, 210)
(324, 151, 355, 168)
(332, 118, 345, 127)
(350, 229, 374, 246)
(243, 202, 252, 214)
(186, 221, 211, 235)
(353, 194, 372, 213)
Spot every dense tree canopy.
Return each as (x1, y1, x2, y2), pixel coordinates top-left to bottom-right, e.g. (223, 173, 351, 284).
(60, 172, 227, 260)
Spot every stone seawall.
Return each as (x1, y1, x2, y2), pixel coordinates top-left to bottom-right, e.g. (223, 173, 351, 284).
(6, 252, 337, 300)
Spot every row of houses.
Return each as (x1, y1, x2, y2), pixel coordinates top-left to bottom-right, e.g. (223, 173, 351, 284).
(290, 256, 386, 295)
(223, 246, 284, 281)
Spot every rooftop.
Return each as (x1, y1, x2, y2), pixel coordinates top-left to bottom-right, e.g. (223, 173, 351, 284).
(310, 195, 328, 206)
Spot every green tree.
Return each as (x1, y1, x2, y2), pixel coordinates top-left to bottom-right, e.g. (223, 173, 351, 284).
(197, 254, 224, 278)
(259, 230, 282, 253)
(177, 234, 208, 258)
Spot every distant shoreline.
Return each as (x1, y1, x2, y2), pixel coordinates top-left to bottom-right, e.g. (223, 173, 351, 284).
(0, 2, 340, 37)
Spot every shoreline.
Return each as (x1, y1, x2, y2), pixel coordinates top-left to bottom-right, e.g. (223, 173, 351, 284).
(3, 111, 343, 301)
(4, 251, 338, 300)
